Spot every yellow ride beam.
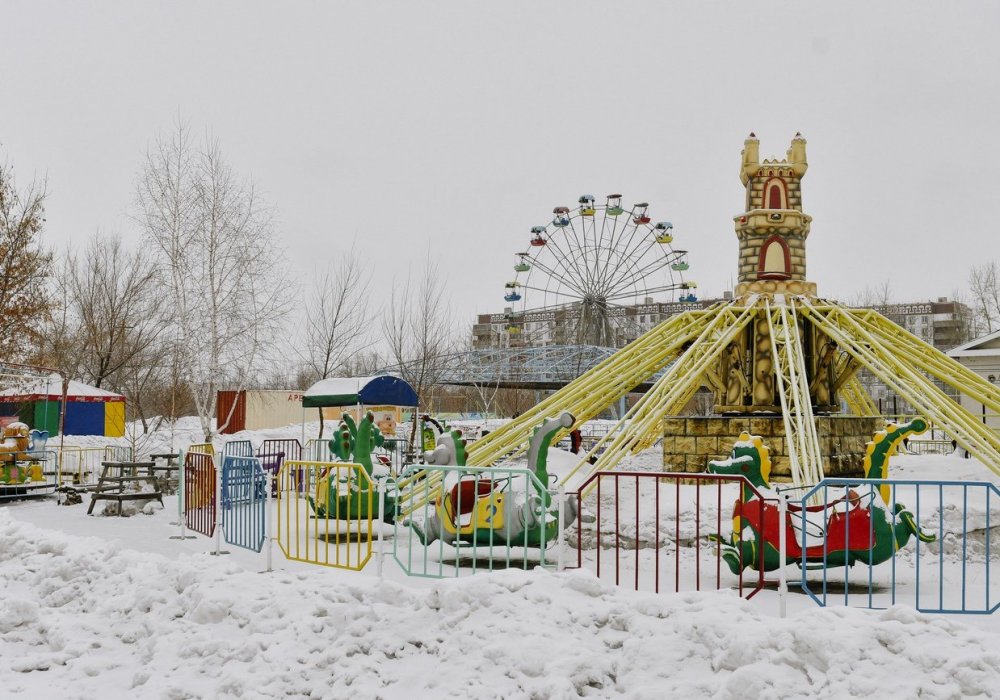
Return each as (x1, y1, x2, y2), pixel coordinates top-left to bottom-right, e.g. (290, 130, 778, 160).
(848, 309, 1000, 415)
(766, 299, 824, 487)
(842, 375, 879, 417)
(566, 301, 758, 492)
(466, 306, 730, 467)
(800, 300, 1000, 476)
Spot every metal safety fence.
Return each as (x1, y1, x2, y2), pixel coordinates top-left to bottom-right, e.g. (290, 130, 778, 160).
(223, 440, 254, 458)
(276, 460, 373, 570)
(304, 438, 333, 462)
(189, 442, 215, 455)
(0, 449, 59, 501)
(104, 445, 134, 462)
(904, 440, 956, 456)
(393, 464, 562, 578)
(221, 456, 268, 553)
(58, 446, 107, 484)
(568, 471, 767, 598)
(184, 451, 217, 538)
(258, 439, 300, 489)
(792, 478, 1000, 614)
(306, 437, 406, 474)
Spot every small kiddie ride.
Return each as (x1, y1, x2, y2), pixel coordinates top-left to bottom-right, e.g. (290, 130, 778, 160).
(0, 422, 48, 485)
(708, 419, 935, 574)
(308, 412, 397, 523)
(406, 411, 578, 547)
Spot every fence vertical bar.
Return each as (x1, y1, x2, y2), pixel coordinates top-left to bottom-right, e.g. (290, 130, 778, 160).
(962, 484, 968, 612)
(890, 482, 897, 606)
(868, 483, 875, 610)
(377, 478, 386, 577)
(778, 492, 788, 618)
(654, 477, 660, 594)
(695, 479, 701, 591)
(843, 483, 850, 607)
(938, 484, 944, 611)
(916, 484, 921, 608)
(614, 473, 620, 587)
(596, 476, 602, 579)
(675, 478, 680, 593)
(716, 480, 721, 591)
(634, 475, 639, 591)
(557, 485, 566, 572)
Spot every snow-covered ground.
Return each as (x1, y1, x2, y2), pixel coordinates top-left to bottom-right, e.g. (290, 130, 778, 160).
(3, 420, 1000, 698)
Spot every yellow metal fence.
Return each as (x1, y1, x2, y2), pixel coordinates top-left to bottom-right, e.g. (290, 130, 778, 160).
(275, 460, 373, 571)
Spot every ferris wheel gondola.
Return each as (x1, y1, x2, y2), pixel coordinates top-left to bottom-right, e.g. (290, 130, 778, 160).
(502, 194, 695, 347)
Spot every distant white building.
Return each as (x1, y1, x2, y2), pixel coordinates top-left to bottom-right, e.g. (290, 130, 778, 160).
(946, 329, 1000, 432)
(859, 298, 974, 414)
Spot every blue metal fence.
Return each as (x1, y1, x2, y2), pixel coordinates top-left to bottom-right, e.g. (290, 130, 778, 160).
(795, 478, 1000, 615)
(221, 456, 268, 553)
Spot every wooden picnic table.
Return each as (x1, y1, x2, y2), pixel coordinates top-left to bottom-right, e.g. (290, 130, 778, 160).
(87, 461, 163, 516)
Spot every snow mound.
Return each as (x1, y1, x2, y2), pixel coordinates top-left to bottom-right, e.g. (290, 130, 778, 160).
(1, 511, 999, 698)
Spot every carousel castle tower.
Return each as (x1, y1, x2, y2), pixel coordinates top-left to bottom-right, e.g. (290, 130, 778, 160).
(715, 132, 835, 414)
(734, 132, 817, 298)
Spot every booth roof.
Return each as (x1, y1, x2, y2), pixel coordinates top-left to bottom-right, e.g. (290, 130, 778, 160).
(302, 375, 418, 408)
(0, 375, 125, 403)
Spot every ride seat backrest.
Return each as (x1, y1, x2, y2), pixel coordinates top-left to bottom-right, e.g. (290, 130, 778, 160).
(259, 451, 286, 475)
(448, 479, 496, 516)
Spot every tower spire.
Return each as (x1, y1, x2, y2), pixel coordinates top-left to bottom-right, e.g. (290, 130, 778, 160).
(733, 133, 816, 298)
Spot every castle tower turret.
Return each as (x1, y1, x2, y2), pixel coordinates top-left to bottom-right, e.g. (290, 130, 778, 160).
(734, 132, 817, 297)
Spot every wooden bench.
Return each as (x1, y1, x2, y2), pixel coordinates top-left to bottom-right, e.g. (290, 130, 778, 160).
(87, 462, 163, 516)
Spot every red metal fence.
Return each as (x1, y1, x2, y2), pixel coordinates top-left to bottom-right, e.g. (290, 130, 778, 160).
(184, 452, 217, 537)
(569, 471, 768, 598)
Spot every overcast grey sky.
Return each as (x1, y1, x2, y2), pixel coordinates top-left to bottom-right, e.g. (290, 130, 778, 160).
(4, 1, 999, 327)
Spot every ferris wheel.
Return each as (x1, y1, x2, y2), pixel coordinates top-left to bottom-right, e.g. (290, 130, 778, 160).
(502, 194, 696, 348)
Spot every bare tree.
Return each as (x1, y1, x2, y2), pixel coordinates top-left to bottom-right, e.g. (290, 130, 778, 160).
(37, 234, 171, 438)
(849, 280, 893, 309)
(382, 257, 456, 448)
(969, 261, 1000, 335)
(64, 235, 167, 389)
(0, 161, 53, 361)
(135, 121, 292, 440)
(300, 247, 374, 436)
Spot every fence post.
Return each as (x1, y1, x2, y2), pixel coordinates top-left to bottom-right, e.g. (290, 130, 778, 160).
(170, 449, 195, 540)
(176, 448, 185, 524)
(556, 485, 566, 572)
(265, 469, 274, 572)
(377, 478, 387, 578)
(212, 456, 229, 556)
(778, 491, 788, 618)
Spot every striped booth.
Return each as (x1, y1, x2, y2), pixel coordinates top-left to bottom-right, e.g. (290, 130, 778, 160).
(0, 376, 125, 437)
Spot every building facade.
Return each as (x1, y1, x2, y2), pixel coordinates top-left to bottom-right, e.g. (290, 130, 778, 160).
(472, 298, 717, 350)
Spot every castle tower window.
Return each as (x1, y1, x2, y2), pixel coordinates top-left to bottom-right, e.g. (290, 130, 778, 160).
(758, 235, 791, 279)
(764, 178, 787, 209)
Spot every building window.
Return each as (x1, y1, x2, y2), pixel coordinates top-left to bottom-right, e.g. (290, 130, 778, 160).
(763, 178, 787, 209)
(758, 235, 791, 280)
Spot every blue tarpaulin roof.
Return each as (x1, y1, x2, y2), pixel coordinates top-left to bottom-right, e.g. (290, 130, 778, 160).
(301, 375, 418, 408)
